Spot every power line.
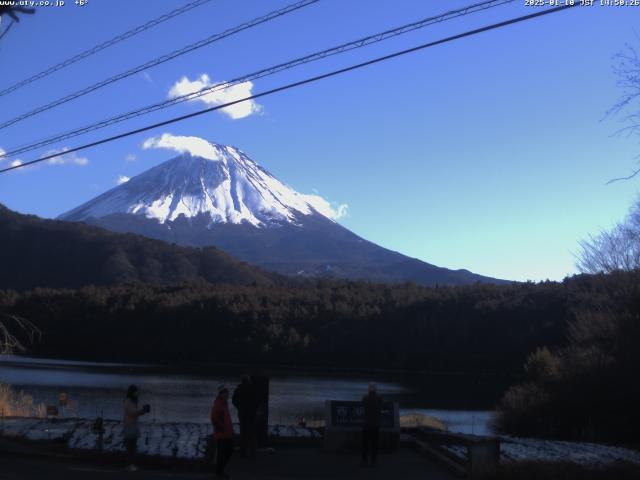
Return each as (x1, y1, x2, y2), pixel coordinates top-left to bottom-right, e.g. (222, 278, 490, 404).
(0, 4, 578, 175)
(0, 0, 516, 160)
(0, 0, 215, 98)
(0, 0, 318, 131)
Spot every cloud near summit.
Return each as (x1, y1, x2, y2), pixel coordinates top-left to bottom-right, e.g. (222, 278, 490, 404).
(168, 74, 262, 120)
(142, 133, 222, 160)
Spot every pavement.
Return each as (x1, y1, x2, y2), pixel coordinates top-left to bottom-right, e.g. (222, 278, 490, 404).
(0, 446, 457, 479)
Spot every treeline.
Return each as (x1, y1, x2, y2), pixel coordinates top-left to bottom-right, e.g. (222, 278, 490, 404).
(4, 265, 638, 442)
(0, 274, 606, 373)
(0, 204, 278, 289)
(494, 271, 640, 443)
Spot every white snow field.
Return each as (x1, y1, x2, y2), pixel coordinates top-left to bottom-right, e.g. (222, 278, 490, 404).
(1, 417, 639, 465)
(440, 435, 640, 467)
(0, 417, 320, 460)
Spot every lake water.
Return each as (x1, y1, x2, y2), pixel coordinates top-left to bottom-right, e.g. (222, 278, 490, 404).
(0, 356, 504, 436)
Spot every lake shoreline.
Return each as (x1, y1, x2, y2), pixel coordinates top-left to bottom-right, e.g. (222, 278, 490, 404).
(0, 354, 521, 380)
(0, 355, 501, 433)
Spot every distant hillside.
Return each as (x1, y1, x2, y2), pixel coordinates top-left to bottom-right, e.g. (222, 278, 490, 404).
(0, 204, 277, 290)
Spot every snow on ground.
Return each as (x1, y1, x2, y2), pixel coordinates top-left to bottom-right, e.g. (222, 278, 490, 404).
(0, 417, 89, 442)
(499, 436, 640, 466)
(0, 417, 320, 460)
(441, 444, 467, 462)
(2, 417, 638, 466)
(439, 435, 640, 466)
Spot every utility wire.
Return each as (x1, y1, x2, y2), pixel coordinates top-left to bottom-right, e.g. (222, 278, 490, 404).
(0, 0, 318, 131)
(0, 4, 578, 175)
(0, 0, 515, 160)
(0, 0, 215, 98)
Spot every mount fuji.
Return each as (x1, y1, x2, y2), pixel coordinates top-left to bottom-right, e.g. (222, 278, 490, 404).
(60, 140, 502, 285)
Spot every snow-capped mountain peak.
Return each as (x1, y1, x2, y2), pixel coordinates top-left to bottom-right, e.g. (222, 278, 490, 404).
(60, 142, 338, 227)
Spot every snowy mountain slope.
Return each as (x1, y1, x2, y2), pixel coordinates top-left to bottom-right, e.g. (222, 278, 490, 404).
(61, 144, 337, 227)
(60, 141, 505, 286)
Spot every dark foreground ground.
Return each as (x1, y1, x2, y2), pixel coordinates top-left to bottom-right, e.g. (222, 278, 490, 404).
(0, 447, 455, 480)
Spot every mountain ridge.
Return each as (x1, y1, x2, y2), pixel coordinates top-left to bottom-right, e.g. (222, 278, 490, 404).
(0, 203, 279, 290)
(60, 141, 507, 286)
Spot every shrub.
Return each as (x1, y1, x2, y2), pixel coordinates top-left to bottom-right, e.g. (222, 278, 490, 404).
(0, 383, 44, 418)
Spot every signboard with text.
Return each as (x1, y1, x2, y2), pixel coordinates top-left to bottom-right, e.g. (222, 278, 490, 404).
(326, 400, 398, 430)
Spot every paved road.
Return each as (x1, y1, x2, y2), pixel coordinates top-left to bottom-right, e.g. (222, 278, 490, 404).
(0, 447, 456, 479)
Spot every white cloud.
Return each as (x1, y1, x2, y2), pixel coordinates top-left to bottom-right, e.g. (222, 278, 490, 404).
(302, 194, 349, 220)
(0, 147, 24, 170)
(125, 153, 137, 162)
(143, 133, 222, 161)
(43, 147, 88, 166)
(302, 187, 349, 220)
(334, 203, 349, 219)
(116, 175, 130, 185)
(168, 74, 262, 120)
(0, 147, 23, 170)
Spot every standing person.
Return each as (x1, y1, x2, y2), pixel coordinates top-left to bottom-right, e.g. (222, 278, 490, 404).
(361, 382, 383, 467)
(232, 375, 258, 458)
(122, 385, 149, 472)
(211, 385, 234, 479)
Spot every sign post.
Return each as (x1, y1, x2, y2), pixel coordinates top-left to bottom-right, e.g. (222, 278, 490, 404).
(324, 400, 400, 451)
(46, 405, 59, 418)
(58, 392, 68, 417)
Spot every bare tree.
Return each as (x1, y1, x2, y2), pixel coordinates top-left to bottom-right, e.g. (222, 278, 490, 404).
(0, 313, 40, 355)
(578, 198, 640, 273)
(579, 38, 640, 271)
(0, 6, 36, 23)
(608, 39, 640, 183)
(0, 6, 35, 41)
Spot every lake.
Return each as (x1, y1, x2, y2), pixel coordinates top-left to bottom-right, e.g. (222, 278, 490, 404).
(0, 356, 508, 436)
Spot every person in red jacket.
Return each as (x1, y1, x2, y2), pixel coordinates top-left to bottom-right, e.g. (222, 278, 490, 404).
(211, 385, 234, 479)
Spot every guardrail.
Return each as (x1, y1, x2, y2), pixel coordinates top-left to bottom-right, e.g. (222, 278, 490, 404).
(411, 428, 500, 479)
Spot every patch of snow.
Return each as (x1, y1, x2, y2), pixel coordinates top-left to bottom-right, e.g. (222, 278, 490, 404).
(442, 444, 467, 461)
(1, 418, 321, 461)
(499, 436, 640, 466)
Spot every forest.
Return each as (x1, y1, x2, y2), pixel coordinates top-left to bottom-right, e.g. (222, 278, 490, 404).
(0, 278, 576, 372)
(2, 203, 639, 442)
(494, 270, 640, 442)
(2, 270, 637, 442)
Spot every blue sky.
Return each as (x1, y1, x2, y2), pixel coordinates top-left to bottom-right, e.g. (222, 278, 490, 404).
(0, 0, 638, 282)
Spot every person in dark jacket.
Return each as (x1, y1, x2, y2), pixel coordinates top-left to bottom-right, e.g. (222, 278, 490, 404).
(361, 382, 383, 466)
(232, 375, 258, 458)
(122, 385, 148, 472)
(211, 385, 234, 479)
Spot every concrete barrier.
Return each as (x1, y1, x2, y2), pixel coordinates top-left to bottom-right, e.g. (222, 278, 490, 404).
(412, 428, 500, 479)
(468, 438, 499, 478)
